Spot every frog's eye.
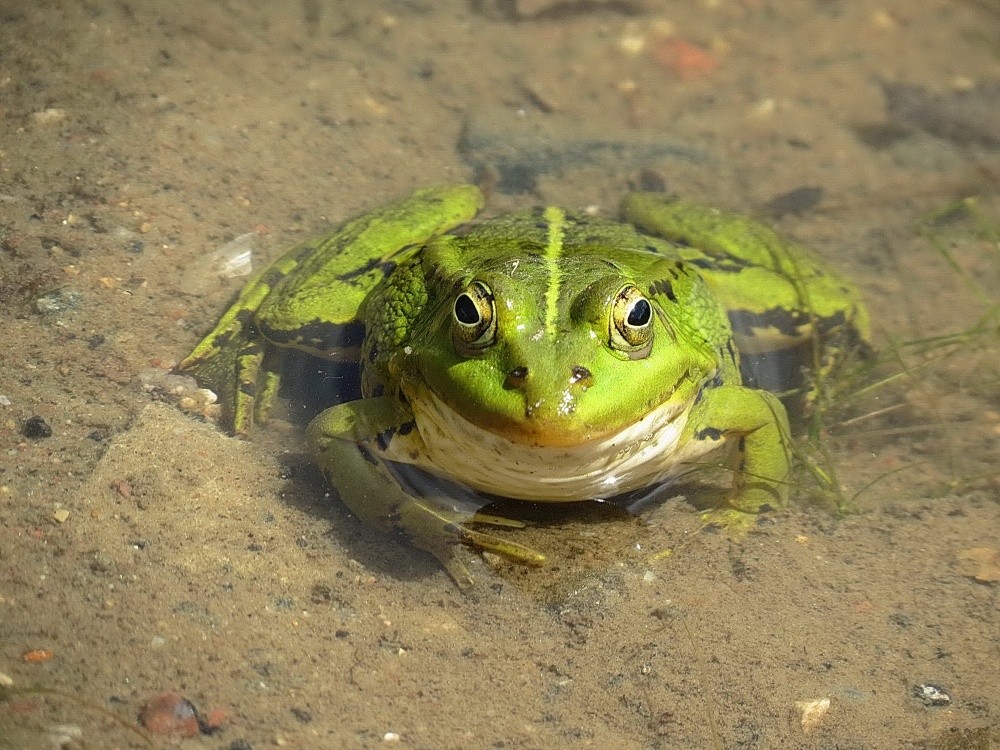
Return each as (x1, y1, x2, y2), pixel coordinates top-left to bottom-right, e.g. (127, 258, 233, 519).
(452, 281, 496, 350)
(610, 285, 654, 356)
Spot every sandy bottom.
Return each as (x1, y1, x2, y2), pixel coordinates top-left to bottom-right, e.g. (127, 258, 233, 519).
(1, 1, 998, 748)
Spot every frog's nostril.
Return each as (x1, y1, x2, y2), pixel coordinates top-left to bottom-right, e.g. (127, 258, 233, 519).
(504, 365, 529, 390)
(570, 366, 592, 386)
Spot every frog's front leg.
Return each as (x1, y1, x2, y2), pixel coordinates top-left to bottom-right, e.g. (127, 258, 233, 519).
(683, 384, 792, 531)
(306, 397, 545, 588)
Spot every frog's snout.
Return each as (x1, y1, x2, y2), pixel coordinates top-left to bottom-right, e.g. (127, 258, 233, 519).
(502, 363, 594, 422)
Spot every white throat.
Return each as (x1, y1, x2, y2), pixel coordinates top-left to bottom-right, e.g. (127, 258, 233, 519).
(378, 390, 724, 502)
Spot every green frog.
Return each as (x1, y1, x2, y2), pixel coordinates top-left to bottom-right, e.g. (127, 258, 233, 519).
(178, 184, 868, 585)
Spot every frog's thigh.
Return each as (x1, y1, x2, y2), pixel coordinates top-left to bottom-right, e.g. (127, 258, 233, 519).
(306, 398, 544, 587)
(686, 385, 792, 514)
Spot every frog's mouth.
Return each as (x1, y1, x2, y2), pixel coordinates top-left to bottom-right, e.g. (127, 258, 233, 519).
(385, 387, 718, 502)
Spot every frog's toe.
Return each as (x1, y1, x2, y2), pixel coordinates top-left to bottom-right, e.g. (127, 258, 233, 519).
(458, 523, 546, 567)
(422, 525, 546, 590)
(699, 507, 759, 538)
(396, 499, 545, 589)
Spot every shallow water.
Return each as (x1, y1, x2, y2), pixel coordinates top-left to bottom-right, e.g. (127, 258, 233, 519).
(1, 1, 998, 748)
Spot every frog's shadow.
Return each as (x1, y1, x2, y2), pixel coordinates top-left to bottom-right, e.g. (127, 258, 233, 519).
(270, 454, 434, 584)
(269, 354, 465, 583)
(273, 446, 718, 588)
(268, 351, 718, 586)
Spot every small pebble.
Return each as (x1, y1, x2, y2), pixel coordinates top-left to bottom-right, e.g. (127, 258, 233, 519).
(913, 683, 951, 706)
(0, 395, 11, 407)
(35, 289, 81, 315)
(618, 32, 646, 56)
(46, 724, 83, 750)
(52, 509, 70, 524)
(32, 107, 67, 125)
(0, 672, 14, 687)
(651, 38, 719, 80)
(762, 186, 824, 218)
(23, 648, 54, 662)
(212, 233, 257, 279)
(795, 697, 831, 733)
(21, 416, 53, 439)
(139, 692, 200, 737)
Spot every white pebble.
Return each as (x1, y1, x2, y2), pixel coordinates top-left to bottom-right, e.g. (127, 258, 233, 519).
(795, 697, 830, 733)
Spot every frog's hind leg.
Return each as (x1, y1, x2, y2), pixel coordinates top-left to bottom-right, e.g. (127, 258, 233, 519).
(622, 192, 871, 363)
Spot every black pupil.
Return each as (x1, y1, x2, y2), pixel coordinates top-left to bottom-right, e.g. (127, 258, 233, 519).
(454, 294, 480, 325)
(627, 298, 651, 327)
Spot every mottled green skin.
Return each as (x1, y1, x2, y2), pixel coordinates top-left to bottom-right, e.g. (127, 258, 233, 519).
(178, 185, 868, 586)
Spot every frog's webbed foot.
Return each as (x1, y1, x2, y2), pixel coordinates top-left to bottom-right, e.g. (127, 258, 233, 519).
(398, 498, 546, 589)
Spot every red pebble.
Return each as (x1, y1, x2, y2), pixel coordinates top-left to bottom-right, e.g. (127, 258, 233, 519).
(651, 38, 720, 80)
(139, 692, 200, 737)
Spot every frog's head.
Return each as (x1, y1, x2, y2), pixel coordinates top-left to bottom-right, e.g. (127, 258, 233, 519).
(405, 235, 717, 448)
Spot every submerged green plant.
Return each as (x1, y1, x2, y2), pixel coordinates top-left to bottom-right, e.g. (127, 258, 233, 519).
(789, 194, 1000, 513)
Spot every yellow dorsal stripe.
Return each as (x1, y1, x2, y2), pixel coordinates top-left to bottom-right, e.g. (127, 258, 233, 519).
(543, 206, 564, 337)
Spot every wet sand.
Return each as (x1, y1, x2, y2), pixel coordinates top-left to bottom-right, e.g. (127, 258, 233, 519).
(1, 2, 998, 748)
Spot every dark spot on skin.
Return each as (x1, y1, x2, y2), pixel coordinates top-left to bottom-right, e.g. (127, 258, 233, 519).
(649, 279, 676, 303)
(726, 339, 738, 366)
(693, 372, 723, 406)
(377, 426, 396, 451)
(238, 380, 256, 398)
(260, 266, 292, 290)
(696, 426, 724, 441)
(570, 366, 591, 384)
(336, 257, 397, 283)
(207, 329, 233, 350)
(689, 255, 754, 274)
(398, 420, 416, 436)
(236, 307, 257, 328)
(357, 442, 379, 466)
